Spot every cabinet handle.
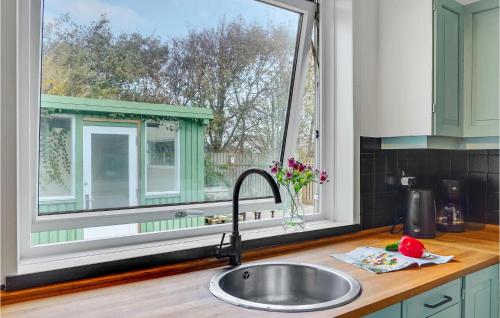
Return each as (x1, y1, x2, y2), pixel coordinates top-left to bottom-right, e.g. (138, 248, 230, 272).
(424, 295, 452, 309)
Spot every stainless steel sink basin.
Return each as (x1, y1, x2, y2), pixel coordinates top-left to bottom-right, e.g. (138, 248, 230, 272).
(209, 262, 362, 312)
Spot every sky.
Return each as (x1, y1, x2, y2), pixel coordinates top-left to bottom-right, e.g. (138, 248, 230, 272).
(43, 0, 300, 40)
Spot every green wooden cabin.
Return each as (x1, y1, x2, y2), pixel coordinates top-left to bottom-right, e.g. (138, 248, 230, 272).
(34, 94, 213, 245)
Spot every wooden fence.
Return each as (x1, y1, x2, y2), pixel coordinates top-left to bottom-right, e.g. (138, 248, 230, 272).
(206, 152, 315, 204)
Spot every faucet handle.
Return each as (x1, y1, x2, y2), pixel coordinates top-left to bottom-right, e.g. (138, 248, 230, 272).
(218, 232, 227, 249)
(215, 233, 230, 259)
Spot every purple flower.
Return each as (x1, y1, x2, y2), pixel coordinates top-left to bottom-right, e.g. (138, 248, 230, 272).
(285, 170, 293, 179)
(270, 161, 280, 174)
(298, 163, 305, 172)
(287, 157, 296, 168)
(319, 170, 329, 183)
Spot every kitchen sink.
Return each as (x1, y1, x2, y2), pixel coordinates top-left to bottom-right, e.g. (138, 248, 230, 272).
(209, 262, 362, 312)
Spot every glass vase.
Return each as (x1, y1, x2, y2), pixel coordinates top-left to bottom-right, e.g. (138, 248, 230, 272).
(282, 186, 305, 232)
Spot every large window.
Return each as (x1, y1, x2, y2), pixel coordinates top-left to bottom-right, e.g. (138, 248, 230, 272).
(24, 0, 317, 252)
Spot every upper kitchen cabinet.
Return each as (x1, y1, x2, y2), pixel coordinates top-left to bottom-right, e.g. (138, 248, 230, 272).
(355, 0, 499, 141)
(463, 0, 499, 137)
(435, 0, 464, 137)
(355, 0, 434, 137)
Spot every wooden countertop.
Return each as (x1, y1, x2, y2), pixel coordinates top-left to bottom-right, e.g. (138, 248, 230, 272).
(1, 225, 498, 318)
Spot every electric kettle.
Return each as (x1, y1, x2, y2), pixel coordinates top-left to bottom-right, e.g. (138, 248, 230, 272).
(404, 188, 436, 238)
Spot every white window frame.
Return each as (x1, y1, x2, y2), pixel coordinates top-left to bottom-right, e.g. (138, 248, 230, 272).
(8, 0, 357, 270)
(38, 114, 76, 202)
(144, 121, 181, 196)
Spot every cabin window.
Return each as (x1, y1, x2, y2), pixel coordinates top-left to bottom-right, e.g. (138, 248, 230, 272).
(38, 115, 74, 200)
(146, 122, 179, 194)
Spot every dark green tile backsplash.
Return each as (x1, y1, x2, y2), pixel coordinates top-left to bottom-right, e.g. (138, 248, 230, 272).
(360, 137, 500, 229)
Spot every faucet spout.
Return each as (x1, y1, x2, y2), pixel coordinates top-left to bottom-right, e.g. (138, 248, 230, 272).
(232, 168, 282, 234)
(215, 168, 282, 266)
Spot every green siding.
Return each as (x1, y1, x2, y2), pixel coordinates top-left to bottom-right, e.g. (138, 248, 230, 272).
(139, 216, 205, 233)
(32, 228, 84, 246)
(38, 200, 77, 213)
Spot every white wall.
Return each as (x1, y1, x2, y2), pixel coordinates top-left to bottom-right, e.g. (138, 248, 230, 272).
(319, 0, 356, 224)
(1, 0, 19, 285)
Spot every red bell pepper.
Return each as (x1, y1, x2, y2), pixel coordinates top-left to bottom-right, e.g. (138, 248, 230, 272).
(385, 235, 425, 258)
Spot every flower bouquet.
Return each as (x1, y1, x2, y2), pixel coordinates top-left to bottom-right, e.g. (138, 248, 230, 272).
(270, 158, 329, 231)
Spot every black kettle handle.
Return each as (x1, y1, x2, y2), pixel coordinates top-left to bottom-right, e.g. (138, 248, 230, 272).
(412, 191, 421, 226)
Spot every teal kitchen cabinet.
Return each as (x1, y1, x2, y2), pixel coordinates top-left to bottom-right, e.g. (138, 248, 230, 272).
(356, 0, 499, 145)
(364, 303, 401, 318)
(434, 0, 464, 137)
(402, 278, 462, 318)
(462, 0, 500, 137)
(434, 0, 499, 139)
(363, 264, 499, 318)
(463, 264, 499, 318)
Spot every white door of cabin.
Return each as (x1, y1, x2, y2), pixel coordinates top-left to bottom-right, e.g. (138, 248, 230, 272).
(83, 125, 138, 210)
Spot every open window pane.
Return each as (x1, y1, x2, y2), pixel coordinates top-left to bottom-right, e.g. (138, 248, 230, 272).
(37, 0, 302, 217)
(296, 43, 318, 215)
(32, 209, 286, 246)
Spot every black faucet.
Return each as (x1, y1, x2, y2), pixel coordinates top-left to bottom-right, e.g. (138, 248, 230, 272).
(215, 168, 282, 266)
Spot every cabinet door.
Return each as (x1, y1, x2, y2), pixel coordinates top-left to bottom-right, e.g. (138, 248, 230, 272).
(376, 0, 434, 137)
(364, 303, 401, 318)
(434, 0, 464, 137)
(463, 0, 499, 137)
(463, 264, 499, 318)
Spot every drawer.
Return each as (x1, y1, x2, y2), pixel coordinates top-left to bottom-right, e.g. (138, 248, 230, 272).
(402, 278, 462, 318)
(364, 303, 401, 318)
(429, 303, 461, 318)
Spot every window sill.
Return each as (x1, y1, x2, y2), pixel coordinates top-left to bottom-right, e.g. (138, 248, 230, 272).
(18, 219, 354, 275)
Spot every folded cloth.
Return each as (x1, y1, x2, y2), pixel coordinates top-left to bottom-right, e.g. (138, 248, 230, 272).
(331, 246, 454, 274)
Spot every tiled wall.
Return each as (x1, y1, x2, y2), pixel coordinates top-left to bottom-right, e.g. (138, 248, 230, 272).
(360, 137, 499, 229)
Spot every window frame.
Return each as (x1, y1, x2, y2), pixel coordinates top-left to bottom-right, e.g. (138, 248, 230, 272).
(14, 0, 352, 264)
(0, 0, 359, 283)
(37, 113, 76, 202)
(144, 121, 181, 196)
